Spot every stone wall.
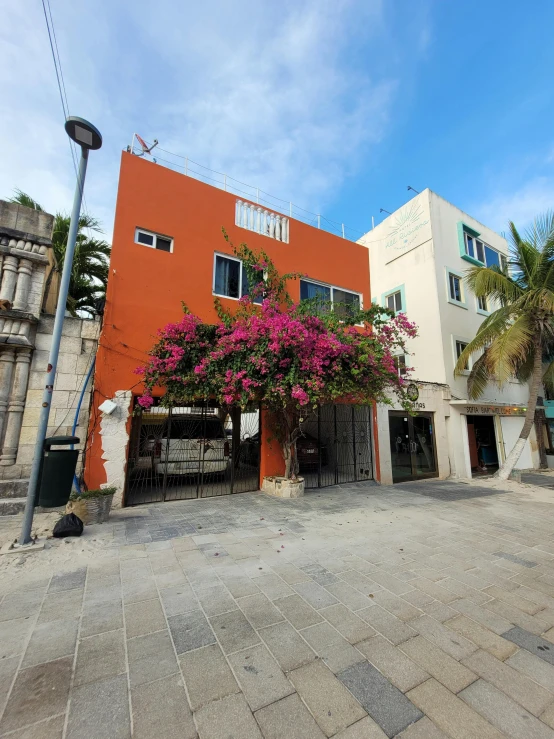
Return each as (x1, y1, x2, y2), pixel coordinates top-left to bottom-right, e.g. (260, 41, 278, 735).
(3, 315, 101, 481)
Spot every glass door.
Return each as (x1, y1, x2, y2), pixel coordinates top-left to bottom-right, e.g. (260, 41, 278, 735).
(389, 412, 438, 483)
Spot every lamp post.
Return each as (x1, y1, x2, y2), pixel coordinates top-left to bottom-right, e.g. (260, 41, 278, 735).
(19, 117, 102, 546)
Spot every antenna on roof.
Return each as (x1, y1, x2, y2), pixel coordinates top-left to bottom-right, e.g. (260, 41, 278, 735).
(134, 134, 159, 159)
(380, 208, 391, 215)
(407, 185, 420, 194)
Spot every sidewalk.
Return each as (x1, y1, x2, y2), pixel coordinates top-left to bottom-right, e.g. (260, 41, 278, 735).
(2, 476, 554, 737)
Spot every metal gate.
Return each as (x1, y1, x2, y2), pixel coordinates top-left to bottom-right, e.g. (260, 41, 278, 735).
(300, 404, 373, 489)
(125, 400, 260, 505)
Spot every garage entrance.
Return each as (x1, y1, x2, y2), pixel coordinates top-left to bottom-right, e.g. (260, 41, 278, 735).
(125, 400, 260, 505)
(299, 404, 373, 489)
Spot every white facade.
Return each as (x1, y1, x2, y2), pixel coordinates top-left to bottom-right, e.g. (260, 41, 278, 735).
(360, 189, 539, 483)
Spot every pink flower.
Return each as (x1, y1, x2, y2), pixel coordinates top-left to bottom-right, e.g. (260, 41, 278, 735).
(137, 394, 154, 409)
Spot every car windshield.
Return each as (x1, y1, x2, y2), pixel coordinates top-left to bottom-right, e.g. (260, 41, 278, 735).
(169, 418, 224, 440)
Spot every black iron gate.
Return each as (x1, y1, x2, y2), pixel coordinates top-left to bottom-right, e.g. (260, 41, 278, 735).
(125, 400, 260, 505)
(300, 404, 373, 489)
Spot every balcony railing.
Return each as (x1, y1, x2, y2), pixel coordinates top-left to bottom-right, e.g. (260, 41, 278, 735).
(129, 134, 364, 242)
(235, 200, 288, 243)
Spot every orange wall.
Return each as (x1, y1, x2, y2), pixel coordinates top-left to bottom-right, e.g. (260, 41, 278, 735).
(85, 153, 372, 490)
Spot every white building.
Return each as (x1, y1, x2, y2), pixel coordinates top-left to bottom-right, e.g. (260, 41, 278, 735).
(360, 189, 539, 484)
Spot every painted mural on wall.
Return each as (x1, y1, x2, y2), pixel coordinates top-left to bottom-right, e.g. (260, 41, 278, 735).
(384, 199, 431, 264)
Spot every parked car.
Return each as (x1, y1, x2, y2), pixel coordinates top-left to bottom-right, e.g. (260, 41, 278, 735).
(137, 414, 230, 475)
(297, 433, 328, 470)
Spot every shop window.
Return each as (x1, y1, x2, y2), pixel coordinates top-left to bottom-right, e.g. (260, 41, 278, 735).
(135, 228, 173, 253)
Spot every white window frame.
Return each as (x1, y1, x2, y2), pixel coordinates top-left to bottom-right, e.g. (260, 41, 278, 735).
(135, 227, 173, 253)
(386, 291, 402, 313)
(212, 253, 265, 302)
(393, 352, 408, 378)
(476, 294, 490, 316)
(453, 335, 472, 375)
(445, 268, 467, 308)
(300, 278, 363, 314)
(463, 230, 507, 269)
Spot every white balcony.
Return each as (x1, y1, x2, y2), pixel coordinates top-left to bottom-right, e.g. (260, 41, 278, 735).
(235, 201, 289, 243)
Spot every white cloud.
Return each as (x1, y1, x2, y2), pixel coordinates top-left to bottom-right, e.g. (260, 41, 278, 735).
(0, 0, 399, 241)
(475, 176, 554, 233)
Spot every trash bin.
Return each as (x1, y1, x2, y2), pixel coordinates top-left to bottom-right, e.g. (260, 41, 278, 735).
(37, 436, 80, 508)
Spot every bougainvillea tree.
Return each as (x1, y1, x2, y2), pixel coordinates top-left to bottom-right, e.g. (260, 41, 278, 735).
(136, 235, 417, 479)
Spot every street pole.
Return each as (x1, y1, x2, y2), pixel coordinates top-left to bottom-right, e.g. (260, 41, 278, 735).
(19, 117, 101, 546)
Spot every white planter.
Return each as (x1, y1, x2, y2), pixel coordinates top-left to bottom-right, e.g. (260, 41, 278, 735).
(262, 476, 305, 498)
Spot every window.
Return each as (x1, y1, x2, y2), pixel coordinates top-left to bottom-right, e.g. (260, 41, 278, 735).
(213, 254, 263, 301)
(386, 291, 402, 314)
(477, 295, 488, 312)
(449, 272, 463, 303)
(394, 354, 407, 377)
(135, 228, 173, 253)
(455, 340, 469, 370)
(300, 279, 361, 318)
(462, 227, 506, 269)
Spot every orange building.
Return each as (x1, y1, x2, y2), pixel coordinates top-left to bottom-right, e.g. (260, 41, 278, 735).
(85, 152, 379, 505)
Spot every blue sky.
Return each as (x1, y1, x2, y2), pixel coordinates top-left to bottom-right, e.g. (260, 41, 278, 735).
(1, 0, 553, 242)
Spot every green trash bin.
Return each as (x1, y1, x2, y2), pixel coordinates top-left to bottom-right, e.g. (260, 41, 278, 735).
(37, 436, 80, 508)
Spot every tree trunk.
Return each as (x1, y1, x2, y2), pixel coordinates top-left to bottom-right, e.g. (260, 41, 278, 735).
(496, 337, 543, 480)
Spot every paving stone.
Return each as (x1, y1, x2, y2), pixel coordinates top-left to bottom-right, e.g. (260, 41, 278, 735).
(125, 597, 165, 638)
(258, 620, 316, 672)
(221, 575, 261, 597)
(483, 585, 544, 614)
(502, 626, 554, 665)
(409, 578, 459, 604)
(301, 621, 347, 651)
(395, 716, 449, 738)
(255, 573, 294, 600)
(0, 589, 44, 622)
(159, 583, 198, 616)
(0, 617, 35, 659)
(320, 604, 376, 644)
(541, 702, 554, 730)
(325, 581, 375, 611)
(131, 673, 196, 739)
(289, 660, 366, 737)
(460, 678, 554, 739)
(48, 568, 87, 593)
(332, 716, 388, 738)
(320, 642, 365, 674)
(356, 635, 429, 693)
(74, 629, 126, 686)
(38, 588, 83, 623)
(492, 551, 538, 568)
(127, 630, 179, 687)
(484, 597, 550, 635)
(407, 677, 505, 739)
(293, 581, 339, 610)
(0, 657, 72, 734)
(370, 590, 422, 622)
(462, 648, 554, 716)
(195, 584, 237, 617)
(167, 609, 216, 654)
(194, 693, 263, 739)
(22, 618, 78, 668)
(507, 648, 554, 692)
(402, 590, 435, 608)
(340, 570, 383, 594)
(121, 576, 158, 604)
(271, 564, 313, 585)
(3, 714, 66, 738)
(274, 594, 324, 629)
(357, 605, 417, 645)
(66, 674, 130, 739)
(179, 643, 239, 710)
(238, 593, 285, 629)
(228, 643, 294, 711)
(411, 615, 477, 660)
(119, 558, 152, 582)
(399, 636, 477, 693)
(338, 660, 422, 738)
(445, 615, 518, 660)
(80, 598, 123, 637)
(254, 693, 326, 739)
(420, 600, 460, 623)
(436, 577, 491, 605)
(210, 608, 260, 654)
(366, 571, 414, 595)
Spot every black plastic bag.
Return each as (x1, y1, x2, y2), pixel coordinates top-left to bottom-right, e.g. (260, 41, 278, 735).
(52, 513, 84, 538)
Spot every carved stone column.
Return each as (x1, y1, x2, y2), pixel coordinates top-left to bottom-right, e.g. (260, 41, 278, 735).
(0, 348, 16, 448)
(12, 258, 33, 311)
(0, 349, 31, 465)
(0, 255, 19, 304)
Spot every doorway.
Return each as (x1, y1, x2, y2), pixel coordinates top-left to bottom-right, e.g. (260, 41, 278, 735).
(466, 415, 498, 476)
(389, 411, 438, 483)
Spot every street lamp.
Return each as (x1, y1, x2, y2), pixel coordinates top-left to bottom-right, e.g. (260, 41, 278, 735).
(19, 117, 102, 546)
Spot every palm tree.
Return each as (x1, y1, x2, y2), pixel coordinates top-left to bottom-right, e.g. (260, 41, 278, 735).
(7, 190, 110, 317)
(455, 212, 554, 479)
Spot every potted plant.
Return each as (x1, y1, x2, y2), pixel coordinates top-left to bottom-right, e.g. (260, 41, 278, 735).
(66, 486, 117, 524)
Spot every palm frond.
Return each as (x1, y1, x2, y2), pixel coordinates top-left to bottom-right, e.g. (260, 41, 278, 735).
(464, 265, 523, 304)
(8, 189, 44, 212)
(466, 352, 493, 399)
(543, 360, 554, 398)
(487, 313, 534, 384)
